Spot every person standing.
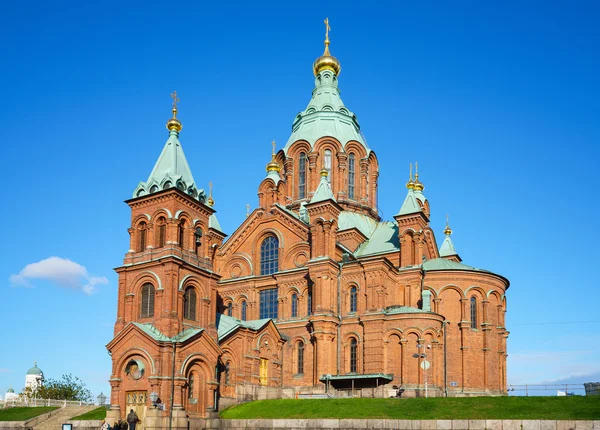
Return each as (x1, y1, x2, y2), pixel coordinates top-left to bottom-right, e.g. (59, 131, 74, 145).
(126, 409, 139, 430)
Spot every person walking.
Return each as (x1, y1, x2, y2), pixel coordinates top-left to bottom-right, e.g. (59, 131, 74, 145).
(126, 409, 139, 430)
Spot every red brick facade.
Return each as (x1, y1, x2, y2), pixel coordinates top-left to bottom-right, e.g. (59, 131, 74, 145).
(106, 56, 509, 428)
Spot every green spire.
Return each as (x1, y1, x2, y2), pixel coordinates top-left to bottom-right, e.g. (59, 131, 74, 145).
(439, 215, 459, 257)
(310, 168, 336, 203)
(396, 188, 422, 216)
(133, 94, 205, 202)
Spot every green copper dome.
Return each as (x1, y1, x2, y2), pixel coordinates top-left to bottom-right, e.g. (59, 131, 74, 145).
(284, 68, 369, 154)
(7, 387, 14, 393)
(27, 362, 43, 376)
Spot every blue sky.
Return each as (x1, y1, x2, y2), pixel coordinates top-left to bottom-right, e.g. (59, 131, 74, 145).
(1, 1, 599, 399)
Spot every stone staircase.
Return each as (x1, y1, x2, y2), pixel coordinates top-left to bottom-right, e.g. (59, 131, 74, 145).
(32, 405, 97, 430)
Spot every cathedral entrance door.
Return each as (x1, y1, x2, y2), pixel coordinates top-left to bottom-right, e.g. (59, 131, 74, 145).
(126, 391, 147, 430)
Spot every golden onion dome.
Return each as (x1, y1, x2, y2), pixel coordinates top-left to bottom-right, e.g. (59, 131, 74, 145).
(166, 108, 182, 132)
(320, 167, 329, 177)
(313, 48, 341, 76)
(207, 195, 215, 207)
(266, 140, 281, 173)
(444, 214, 452, 235)
(313, 18, 341, 76)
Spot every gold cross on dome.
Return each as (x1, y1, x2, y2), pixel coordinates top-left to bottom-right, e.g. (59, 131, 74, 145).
(209, 181, 213, 197)
(170, 91, 180, 110)
(324, 18, 331, 40)
(446, 214, 449, 226)
(271, 140, 276, 156)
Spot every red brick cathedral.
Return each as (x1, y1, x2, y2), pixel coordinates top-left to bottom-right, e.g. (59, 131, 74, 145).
(107, 23, 509, 429)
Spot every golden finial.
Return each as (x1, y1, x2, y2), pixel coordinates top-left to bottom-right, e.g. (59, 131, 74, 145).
(313, 18, 341, 76)
(320, 167, 329, 177)
(246, 204, 250, 218)
(414, 161, 424, 191)
(406, 163, 415, 189)
(444, 214, 452, 235)
(266, 139, 281, 173)
(207, 181, 214, 207)
(166, 91, 183, 132)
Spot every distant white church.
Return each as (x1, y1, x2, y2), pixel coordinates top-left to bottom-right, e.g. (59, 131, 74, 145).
(3, 362, 44, 402)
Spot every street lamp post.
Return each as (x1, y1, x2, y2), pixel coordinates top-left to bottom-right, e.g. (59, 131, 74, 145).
(97, 392, 107, 407)
(413, 344, 431, 398)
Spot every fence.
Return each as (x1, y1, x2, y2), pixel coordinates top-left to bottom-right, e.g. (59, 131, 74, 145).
(1, 397, 110, 408)
(507, 384, 585, 396)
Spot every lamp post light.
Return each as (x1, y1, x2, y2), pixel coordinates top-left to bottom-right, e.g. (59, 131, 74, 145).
(97, 392, 107, 407)
(413, 344, 431, 398)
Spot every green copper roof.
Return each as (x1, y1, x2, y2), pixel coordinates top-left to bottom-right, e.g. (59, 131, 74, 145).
(26, 363, 43, 376)
(209, 213, 223, 232)
(422, 258, 489, 273)
(413, 188, 427, 205)
(355, 221, 399, 257)
(133, 129, 206, 203)
(284, 70, 369, 154)
(132, 322, 204, 342)
(439, 234, 458, 257)
(320, 373, 393, 381)
(397, 188, 422, 216)
(310, 174, 336, 204)
(383, 305, 435, 315)
(7, 388, 14, 393)
(338, 211, 378, 237)
(216, 314, 271, 341)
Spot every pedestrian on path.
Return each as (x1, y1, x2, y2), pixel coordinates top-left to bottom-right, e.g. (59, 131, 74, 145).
(126, 409, 139, 430)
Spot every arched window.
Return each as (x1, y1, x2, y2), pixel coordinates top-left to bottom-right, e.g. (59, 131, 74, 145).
(307, 288, 312, 316)
(324, 149, 332, 183)
(157, 217, 166, 248)
(138, 222, 147, 252)
(298, 152, 306, 199)
(291, 293, 298, 318)
(178, 220, 186, 249)
(241, 300, 247, 321)
(260, 236, 279, 275)
(194, 227, 203, 255)
(184, 287, 197, 321)
(470, 296, 477, 329)
(227, 302, 233, 317)
(188, 374, 194, 399)
(349, 286, 357, 313)
(348, 153, 356, 199)
(297, 342, 304, 374)
(350, 338, 358, 373)
(140, 283, 155, 318)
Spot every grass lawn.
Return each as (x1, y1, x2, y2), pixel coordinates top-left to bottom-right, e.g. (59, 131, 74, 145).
(220, 397, 600, 420)
(0, 407, 58, 421)
(71, 407, 107, 420)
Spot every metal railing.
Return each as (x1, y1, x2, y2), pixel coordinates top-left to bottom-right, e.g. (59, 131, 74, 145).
(507, 384, 586, 396)
(1, 397, 110, 408)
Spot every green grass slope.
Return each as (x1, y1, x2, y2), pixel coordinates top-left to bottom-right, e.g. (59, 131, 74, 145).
(220, 397, 600, 420)
(71, 407, 107, 420)
(0, 407, 58, 421)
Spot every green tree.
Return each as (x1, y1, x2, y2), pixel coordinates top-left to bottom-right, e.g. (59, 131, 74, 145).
(26, 374, 92, 402)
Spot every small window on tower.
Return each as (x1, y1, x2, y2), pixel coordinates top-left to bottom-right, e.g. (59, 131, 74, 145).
(157, 218, 167, 248)
(140, 283, 155, 318)
(138, 222, 147, 252)
(324, 149, 332, 183)
(178, 220, 186, 249)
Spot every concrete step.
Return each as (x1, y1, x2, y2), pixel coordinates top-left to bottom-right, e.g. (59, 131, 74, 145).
(33, 406, 97, 430)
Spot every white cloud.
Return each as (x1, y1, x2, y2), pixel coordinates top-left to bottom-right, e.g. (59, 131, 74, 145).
(10, 257, 108, 295)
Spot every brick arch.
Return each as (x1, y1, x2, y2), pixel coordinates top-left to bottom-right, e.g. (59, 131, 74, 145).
(131, 271, 162, 293)
(423, 286, 438, 300)
(287, 140, 311, 160)
(437, 284, 466, 299)
(313, 136, 343, 155)
(178, 275, 207, 298)
(383, 328, 404, 342)
(116, 347, 156, 374)
(342, 331, 362, 343)
(403, 327, 423, 338)
(465, 286, 486, 299)
(221, 253, 253, 279)
(150, 208, 173, 220)
(344, 141, 368, 159)
(283, 242, 310, 269)
(487, 289, 502, 301)
(132, 213, 151, 226)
